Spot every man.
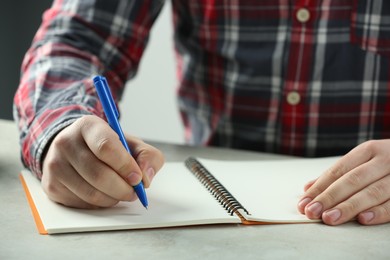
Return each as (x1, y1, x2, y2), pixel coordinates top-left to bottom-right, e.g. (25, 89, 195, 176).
(14, 0, 390, 225)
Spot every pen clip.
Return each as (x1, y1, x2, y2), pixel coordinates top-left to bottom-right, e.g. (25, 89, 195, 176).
(93, 75, 131, 154)
(102, 77, 119, 119)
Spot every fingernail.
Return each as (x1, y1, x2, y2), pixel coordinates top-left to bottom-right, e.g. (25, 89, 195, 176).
(126, 172, 141, 185)
(360, 211, 375, 223)
(146, 167, 155, 183)
(306, 202, 323, 218)
(324, 209, 341, 222)
(298, 197, 312, 210)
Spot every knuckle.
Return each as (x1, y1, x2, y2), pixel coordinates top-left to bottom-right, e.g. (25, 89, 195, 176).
(88, 169, 106, 187)
(320, 191, 338, 206)
(371, 203, 390, 224)
(345, 171, 362, 188)
(360, 140, 380, 155)
(44, 156, 62, 172)
(325, 165, 346, 181)
(151, 145, 164, 157)
(84, 188, 103, 206)
(342, 199, 361, 213)
(77, 149, 93, 165)
(139, 150, 155, 165)
(379, 152, 390, 165)
(42, 179, 59, 197)
(76, 115, 94, 129)
(84, 188, 118, 207)
(116, 161, 132, 175)
(366, 184, 385, 202)
(138, 145, 165, 168)
(52, 132, 72, 151)
(96, 136, 115, 156)
(306, 185, 323, 197)
(104, 200, 120, 208)
(382, 156, 390, 166)
(41, 173, 63, 200)
(381, 203, 390, 218)
(155, 148, 165, 165)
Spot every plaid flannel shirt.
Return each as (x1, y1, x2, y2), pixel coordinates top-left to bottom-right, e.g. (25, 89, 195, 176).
(14, 0, 390, 178)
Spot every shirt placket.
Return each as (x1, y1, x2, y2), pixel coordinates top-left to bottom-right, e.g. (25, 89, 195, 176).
(280, 0, 317, 155)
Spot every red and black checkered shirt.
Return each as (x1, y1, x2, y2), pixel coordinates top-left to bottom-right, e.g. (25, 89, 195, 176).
(14, 0, 390, 178)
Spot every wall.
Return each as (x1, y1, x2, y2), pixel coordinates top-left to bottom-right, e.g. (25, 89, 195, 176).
(120, 2, 184, 144)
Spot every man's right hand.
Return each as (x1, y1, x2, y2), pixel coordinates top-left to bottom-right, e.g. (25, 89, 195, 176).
(41, 115, 164, 209)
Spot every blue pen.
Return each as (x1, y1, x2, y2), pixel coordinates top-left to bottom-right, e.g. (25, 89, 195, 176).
(93, 75, 148, 209)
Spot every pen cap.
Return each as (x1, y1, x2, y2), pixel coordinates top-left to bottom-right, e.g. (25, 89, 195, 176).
(93, 76, 119, 119)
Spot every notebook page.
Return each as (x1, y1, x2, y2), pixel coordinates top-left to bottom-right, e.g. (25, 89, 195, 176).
(21, 162, 240, 234)
(198, 157, 340, 223)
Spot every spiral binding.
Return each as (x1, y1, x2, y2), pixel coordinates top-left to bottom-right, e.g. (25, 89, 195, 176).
(185, 157, 250, 216)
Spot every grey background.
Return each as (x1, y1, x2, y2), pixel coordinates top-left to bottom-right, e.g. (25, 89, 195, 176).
(0, 1, 52, 120)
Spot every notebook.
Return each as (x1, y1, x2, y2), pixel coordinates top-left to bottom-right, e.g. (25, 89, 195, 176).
(20, 156, 340, 234)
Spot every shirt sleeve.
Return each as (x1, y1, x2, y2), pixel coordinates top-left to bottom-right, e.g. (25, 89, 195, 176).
(13, 0, 165, 179)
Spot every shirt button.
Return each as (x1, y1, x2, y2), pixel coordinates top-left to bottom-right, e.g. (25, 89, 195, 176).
(296, 8, 310, 23)
(287, 91, 301, 105)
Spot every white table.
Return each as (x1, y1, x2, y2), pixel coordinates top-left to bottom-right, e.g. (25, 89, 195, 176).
(0, 119, 389, 259)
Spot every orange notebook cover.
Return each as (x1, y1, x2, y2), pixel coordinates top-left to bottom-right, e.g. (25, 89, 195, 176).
(19, 174, 48, 235)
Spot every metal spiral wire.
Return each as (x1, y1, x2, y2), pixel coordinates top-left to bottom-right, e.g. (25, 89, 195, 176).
(185, 157, 249, 216)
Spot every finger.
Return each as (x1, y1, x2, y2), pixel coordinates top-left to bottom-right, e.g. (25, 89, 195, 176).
(65, 141, 137, 202)
(77, 116, 143, 186)
(306, 150, 370, 198)
(357, 200, 390, 225)
(55, 163, 121, 207)
(304, 158, 386, 219)
(42, 176, 98, 209)
(42, 151, 118, 208)
(297, 179, 317, 212)
(298, 163, 350, 215)
(321, 174, 390, 225)
(126, 134, 165, 188)
(303, 178, 318, 192)
(52, 118, 136, 204)
(298, 146, 372, 214)
(297, 178, 318, 212)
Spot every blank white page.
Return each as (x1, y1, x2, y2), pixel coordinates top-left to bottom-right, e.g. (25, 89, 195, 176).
(198, 157, 340, 223)
(21, 162, 240, 234)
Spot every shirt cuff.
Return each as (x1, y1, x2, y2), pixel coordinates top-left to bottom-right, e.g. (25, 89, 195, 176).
(22, 105, 99, 179)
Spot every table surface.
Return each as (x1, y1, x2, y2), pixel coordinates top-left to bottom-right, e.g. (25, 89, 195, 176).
(1, 119, 389, 260)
